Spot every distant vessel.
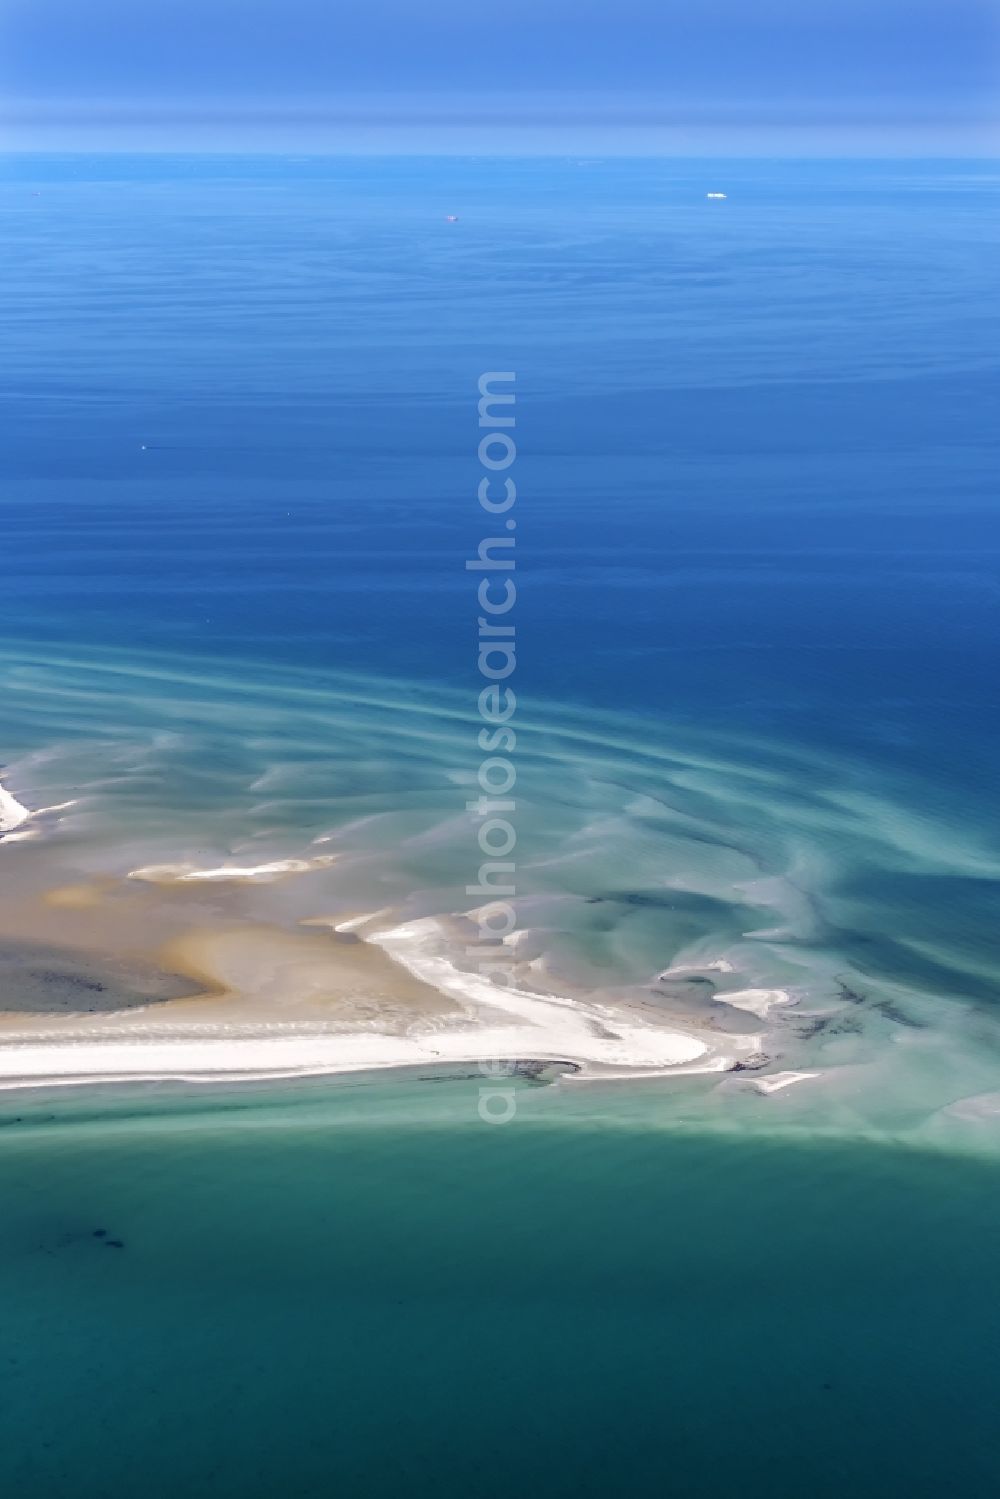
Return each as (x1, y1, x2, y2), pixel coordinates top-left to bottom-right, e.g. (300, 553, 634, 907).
(706, 192, 727, 200)
(444, 215, 459, 222)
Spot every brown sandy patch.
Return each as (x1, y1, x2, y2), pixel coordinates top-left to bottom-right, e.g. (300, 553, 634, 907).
(158, 923, 458, 1030)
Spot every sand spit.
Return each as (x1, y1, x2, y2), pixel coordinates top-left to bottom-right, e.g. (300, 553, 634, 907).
(0, 908, 749, 1090)
(127, 856, 338, 885)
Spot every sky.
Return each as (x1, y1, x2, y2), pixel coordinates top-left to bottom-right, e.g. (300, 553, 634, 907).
(2, 0, 998, 153)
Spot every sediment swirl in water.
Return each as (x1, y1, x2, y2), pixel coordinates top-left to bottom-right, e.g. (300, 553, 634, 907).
(1, 639, 999, 1141)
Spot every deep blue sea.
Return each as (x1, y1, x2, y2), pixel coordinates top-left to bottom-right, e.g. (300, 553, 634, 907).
(1, 155, 999, 1495)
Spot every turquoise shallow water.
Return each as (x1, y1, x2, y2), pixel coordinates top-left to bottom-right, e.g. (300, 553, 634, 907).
(1, 1075, 999, 1499)
(4, 638, 1000, 1135)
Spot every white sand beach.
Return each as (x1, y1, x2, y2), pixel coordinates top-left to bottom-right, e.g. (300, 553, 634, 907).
(0, 780, 31, 836)
(0, 911, 747, 1090)
(0, 835, 754, 1089)
(0, 1019, 733, 1092)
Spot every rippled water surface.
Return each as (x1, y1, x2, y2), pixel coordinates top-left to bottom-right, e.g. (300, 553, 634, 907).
(1, 155, 999, 1494)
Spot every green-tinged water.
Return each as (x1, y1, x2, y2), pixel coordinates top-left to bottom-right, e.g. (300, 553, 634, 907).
(1, 1076, 998, 1499)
